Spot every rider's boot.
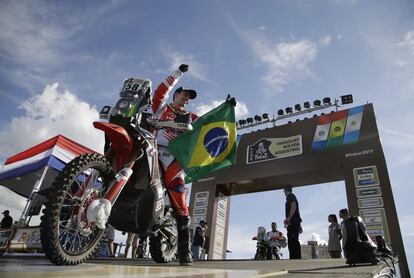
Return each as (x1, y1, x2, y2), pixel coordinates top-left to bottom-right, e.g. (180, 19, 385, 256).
(176, 215, 193, 266)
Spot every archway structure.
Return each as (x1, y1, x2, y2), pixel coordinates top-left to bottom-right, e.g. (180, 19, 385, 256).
(189, 103, 409, 277)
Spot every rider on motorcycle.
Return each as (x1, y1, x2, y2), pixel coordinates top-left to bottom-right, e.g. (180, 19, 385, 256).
(151, 64, 198, 266)
(252, 226, 269, 260)
(267, 222, 286, 260)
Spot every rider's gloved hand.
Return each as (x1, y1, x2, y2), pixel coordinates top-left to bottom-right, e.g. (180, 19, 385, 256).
(226, 94, 237, 106)
(179, 64, 189, 73)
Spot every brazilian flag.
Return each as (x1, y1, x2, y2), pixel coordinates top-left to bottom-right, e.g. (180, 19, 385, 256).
(169, 99, 237, 183)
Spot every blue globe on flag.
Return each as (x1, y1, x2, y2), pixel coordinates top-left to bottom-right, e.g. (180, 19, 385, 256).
(203, 127, 229, 157)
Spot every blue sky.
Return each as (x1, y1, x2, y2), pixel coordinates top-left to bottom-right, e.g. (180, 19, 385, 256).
(0, 0, 414, 273)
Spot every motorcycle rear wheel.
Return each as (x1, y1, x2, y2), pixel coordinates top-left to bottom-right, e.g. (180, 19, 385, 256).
(40, 153, 114, 265)
(149, 217, 178, 263)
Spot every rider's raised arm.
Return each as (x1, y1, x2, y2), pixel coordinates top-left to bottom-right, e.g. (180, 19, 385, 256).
(152, 64, 189, 117)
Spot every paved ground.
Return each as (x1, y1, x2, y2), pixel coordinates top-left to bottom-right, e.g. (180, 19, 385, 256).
(0, 255, 389, 278)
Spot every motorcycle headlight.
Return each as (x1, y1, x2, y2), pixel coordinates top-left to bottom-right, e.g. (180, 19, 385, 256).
(117, 99, 130, 109)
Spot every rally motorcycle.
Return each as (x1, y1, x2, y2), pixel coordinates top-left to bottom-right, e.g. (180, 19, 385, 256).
(40, 78, 180, 265)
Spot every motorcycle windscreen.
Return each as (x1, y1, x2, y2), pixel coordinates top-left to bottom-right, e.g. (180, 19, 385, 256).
(109, 78, 151, 118)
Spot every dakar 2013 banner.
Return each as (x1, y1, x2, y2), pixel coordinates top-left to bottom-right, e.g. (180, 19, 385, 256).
(246, 135, 303, 164)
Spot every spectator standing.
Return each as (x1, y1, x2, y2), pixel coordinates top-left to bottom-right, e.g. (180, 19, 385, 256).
(192, 220, 208, 260)
(125, 232, 139, 258)
(0, 210, 13, 228)
(106, 224, 115, 257)
(339, 208, 350, 259)
(327, 214, 342, 258)
(136, 235, 148, 258)
(283, 186, 302, 259)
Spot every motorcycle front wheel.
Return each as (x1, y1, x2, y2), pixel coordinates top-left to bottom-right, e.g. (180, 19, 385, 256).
(40, 153, 114, 265)
(254, 246, 267, 260)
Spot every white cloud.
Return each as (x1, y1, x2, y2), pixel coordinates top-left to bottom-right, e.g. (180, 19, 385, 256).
(0, 83, 104, 226)
(226, 16, 318, 93)
(331, 0, 359, 5)
(0, 92, 22, 106)
(300, 221, 329, 243)
(258, 26, 267, 31)
(379, 126, 414, 168)
(0, 1, 127, 69)
(358, 29, 414, 171)
(0, 83, 104, 161)
(400, 214, 414, 238)
(399, 30, 414, 56)
(252, 39, 317, 92)
(320, 35, 332, 47)
(194, 99, 249, 119)
(311, 232, 327, 245)
(163, 49, 210, 82)
(395, 59, 409, 67)
(399, 214, 414, 270)
(0, 0, 129, 93)
(0, 187, 27, 223)
(226, 224, 257, 259)
(0, 1, 63, 68)
(394, 30, 414, 68)
(380, 126, 414, 141)
(363, 28, 414, 98)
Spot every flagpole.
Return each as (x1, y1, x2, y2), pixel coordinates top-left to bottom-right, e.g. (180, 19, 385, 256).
(18, 166, 49, 227)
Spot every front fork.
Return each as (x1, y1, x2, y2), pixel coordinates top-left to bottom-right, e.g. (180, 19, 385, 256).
(104, 162, 135, 204)
(87, 132, 158, 230)
(86, 141, 159, 229)
(86, 153, 138, 229)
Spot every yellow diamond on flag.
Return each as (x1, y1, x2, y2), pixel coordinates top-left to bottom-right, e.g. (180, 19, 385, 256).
(188, 121, 236, 168)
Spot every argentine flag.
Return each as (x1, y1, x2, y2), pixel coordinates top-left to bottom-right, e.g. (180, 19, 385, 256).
(343, 105, 364, 144)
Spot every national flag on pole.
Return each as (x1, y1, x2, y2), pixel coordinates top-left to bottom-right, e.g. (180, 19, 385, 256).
(168, 100, 237, 183)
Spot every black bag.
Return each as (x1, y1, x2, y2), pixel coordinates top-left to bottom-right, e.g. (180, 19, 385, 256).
(343, 216, 377, 266)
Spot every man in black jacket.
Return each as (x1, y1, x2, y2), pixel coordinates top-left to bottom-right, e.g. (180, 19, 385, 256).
(283, 186, 302, 259)
(0, 210, 13, 228)
(192, 220, 208, 260)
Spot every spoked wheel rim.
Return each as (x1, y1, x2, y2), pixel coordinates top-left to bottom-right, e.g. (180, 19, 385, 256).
(57, 167, 106, 255)
(160, 235, 177, 253)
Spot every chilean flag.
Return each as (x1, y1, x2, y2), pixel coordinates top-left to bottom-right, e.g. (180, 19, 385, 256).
(0, 135, 97, 197)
